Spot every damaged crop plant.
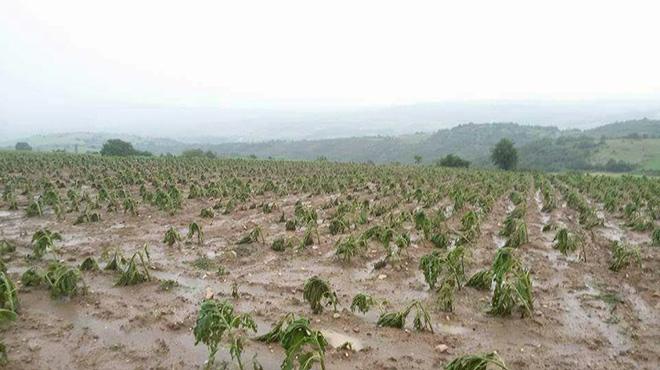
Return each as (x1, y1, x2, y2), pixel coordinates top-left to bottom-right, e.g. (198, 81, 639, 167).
(0, 149, 657, 369)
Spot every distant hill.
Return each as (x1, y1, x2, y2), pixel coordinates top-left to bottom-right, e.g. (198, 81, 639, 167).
(584, 118, 660, 138)
(0, 132, 194, 154)
(2, 119, 658, 173)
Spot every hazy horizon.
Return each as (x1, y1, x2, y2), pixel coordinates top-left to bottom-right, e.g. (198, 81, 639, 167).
(2, 1, 660, 141)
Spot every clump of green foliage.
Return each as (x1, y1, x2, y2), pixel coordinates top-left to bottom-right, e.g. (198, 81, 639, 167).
(377, 300, 433, 332)
(193, 299, 257, 370)
(44, 262, 84, 298)
(187, 222, 204, 245)
(271, 237, 293, 252)
(31, 229, 62, 258)
(80, 257, 100, 271)
(553, 228, 583, 257)
(21, 268, 43, 287)
(609, 241, 641, 272)
(334, 236, 365, 262)
(0, 272, 18, 323)
(255, 312, 297, 343)
(444, 351, 508, 370)
(163, 227, 182, 246)
(279, 317, 328, 370)
(652, 228, 659, 247)
(237, 226, 265, 245)
(487, 248, 534, 318)
(303, 276, 338, 314)
(350, 293, 375, 314)
(116, 246, 151, 286)
(466, 269, 493, 290)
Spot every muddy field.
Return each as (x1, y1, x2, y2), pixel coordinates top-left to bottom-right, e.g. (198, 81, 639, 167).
(0, 154, 658, 370)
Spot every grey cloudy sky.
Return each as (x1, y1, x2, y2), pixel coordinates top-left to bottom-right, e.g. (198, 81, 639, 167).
(1, 0, 659, 138)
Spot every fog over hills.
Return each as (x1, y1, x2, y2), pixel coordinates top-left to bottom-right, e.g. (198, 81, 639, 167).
(3, 99, 660, 142)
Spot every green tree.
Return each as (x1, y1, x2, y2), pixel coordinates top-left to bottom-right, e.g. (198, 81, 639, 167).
(437, 154, 470, 168)
(491, 139, 518, 170)
(414, 155, 422, 164)
(15, 142, 32, 151)
(100, 139, 151, 157)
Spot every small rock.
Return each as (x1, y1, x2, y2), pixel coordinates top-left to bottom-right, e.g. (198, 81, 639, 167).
(378, 274, 387, 280)
(333, 313, 341, 319)
(435, 344, 449, 353)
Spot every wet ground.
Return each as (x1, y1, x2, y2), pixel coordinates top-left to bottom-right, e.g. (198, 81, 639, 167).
(1, 186, 658, 370)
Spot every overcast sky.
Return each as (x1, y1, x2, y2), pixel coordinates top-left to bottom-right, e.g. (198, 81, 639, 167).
(1, 0, 660, 137)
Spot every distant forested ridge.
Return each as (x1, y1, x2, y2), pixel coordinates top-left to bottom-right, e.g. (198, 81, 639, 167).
(2, 119, 658, 173)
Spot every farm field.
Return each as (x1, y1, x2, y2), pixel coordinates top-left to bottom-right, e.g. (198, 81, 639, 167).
(0, 152, 658, 370)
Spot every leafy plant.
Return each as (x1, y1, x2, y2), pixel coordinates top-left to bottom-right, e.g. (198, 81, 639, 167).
(0, 341, 7, 366)
(116, 246, 151, 286)
(609, 241, 641, 272)
(303, 276, 338, 314)
(334, 236, 364, 262)
(163, 227, 182, 246)
(255, 312, 297, 343)
(21, 268, 43, 287)
(193, 299, 257, 370)
(200, 207, 215, 218)
(0, 272, 18, 323)
(377, 300, 433, 332)
(419, 251, 443, 289)
(237, 226, 265, 245)
(552, 228, 582, 256)
(279, 317, 328, 370)
(350, 293, 375, 314)
(187, 222, 204, 245)
(80, 257, 100, 271)
(437, 276, 456, 312)
(31, 229, 62, 258)
(466, 269, 493, 290)
(503, 219, 528, 248)
(44, 262, 84, 298)
(444, 351, 508, 370)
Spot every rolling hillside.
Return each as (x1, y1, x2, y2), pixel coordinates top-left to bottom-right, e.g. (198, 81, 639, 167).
(3, 119, 658, 173)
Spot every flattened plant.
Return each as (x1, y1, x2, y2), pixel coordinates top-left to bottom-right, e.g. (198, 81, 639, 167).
(466, 269, 493, 291)
(303, 276, 338, 314)
(279, 317, 328, 370)
(255, 312, 296, 343)
(116, 245, 151, 286)
(444, 351, 508, 370)
(237, 226, 265, 245)
(377, 300, 433, 333)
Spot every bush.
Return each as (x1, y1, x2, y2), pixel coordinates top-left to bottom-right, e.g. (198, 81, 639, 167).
(15, 142, 32, 151)
(437, 154, 470, 168)
(100, 139, 151, 157)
